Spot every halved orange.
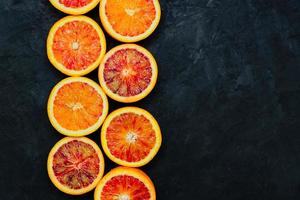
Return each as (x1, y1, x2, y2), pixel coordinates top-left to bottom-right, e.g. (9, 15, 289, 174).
(47, 77, 109, 136)
(50, 0, 100, 15)
(47, 16, 106, 76)
(98, 44, 158, 103)
(94, 166, 156, 200)
(100, 0, 161, 42)
(101, 107, 161, 167)
(48, 137, 105, 195)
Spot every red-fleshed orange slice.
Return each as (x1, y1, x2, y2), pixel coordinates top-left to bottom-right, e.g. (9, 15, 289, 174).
(50, 0, 100, 15)
(101, 107, 162, 167)
(99, 44, 158, 103)
(47, 16, 106, 76)
(47, 77, 109, 136)
(94, 166, 156, 200)
(48, 137, 105, 195)
(100, 0, 161, 42)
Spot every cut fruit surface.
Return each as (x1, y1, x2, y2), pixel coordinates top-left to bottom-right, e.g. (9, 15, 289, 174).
(94, 167, 156, 200)
(48, 77, 108, 136)
(99, 44, 158, 103)
(101, 107, 161, 167)
(100, 0, 161, 42)
(47, 16, 106, 76)
(48, 137, 105, 195)
(50, 0, 100, 15)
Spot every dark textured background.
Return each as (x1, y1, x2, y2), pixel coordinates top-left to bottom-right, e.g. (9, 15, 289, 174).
(0, 0, 300, 199)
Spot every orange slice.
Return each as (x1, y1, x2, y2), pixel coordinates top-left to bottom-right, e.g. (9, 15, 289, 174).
(98, 44, 158, 103)
(48, 137, 105, 195)
(47, 16, 106, 76)
(47, 77, 109, 136)
(100, 0, 161, 42)
(50, 0, 100, 15)
(94, 166, 156, 200)
(101, 107, 161, 167)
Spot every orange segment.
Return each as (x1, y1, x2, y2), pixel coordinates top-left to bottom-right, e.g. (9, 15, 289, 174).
(104, 48, 152, 97)
(59, 0, 93, 8)
(53, 82, 103, 131)
(50, 0, 100, 15)
(101, 175, 151, 199)
(100, 0, 161, 42)
(106, 112, 156, 162)
(99, 44, 158, 103)
(47, 16, 106, 76)
(53, 140, 100, 189)
(101, 107, 161, 167)
(48, 77, 109, 137)
(48, 137, 105, 195)
(94, 167, 156, 200)
(52, 20, 101, 71)
(105, 0, 156, 37)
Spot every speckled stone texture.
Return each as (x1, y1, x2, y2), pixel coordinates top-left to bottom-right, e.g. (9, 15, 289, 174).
(0, 0, 300, 199)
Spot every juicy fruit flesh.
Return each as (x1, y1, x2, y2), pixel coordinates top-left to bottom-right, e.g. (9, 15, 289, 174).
(53, 82, 103, 131)
(59, 0, 93, 8)
(101, 175, 151, 200)
(105, 0, 156, 37)
(103, 48, 152, 97)
(52, 20, 101, 71)
(52, 140, 100, 189)
(106, 112, 156, 162)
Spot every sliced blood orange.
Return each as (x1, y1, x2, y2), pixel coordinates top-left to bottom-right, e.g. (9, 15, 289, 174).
(48, 137, 105, 195)
(47, 16, 106, 76)
(50, 0, 100, 15)
(99, 0, 161, 42)
(101, 107, 161, 167)
(47, 77, 109, 136)
(98, 44, 158, 103)
(94, 166, 156, 200)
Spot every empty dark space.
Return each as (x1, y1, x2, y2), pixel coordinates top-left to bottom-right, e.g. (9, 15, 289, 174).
(0, 0, 300, 199)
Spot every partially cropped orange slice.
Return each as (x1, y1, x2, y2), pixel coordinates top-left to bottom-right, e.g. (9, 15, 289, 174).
(94, 166, 156, 200)
(48, 77, 108, 136)
(48, 137, 105, 195)
(101, 107, 161, 167)
(99, 44, 158, 103)
(50, 0, 100, 15)
(100, 0, 161, 42)
(47, 16, 106, 76)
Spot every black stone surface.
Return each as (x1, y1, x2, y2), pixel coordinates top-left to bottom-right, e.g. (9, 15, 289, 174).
(0, 0, 300, 199)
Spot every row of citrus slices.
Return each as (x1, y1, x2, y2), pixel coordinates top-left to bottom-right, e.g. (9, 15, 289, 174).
(50, 0, 161, 43)
(46, 0, 162, 199)
(47, 16, 158, 103)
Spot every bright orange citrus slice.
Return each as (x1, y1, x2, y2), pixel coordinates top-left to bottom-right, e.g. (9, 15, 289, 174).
(98, 44, 158, 103)
(47, 16, 106, 76)
(50, 0, 100, 15)
(94, 166, 156, 200)
(101, 107, 161, 167)
(47, 77, 109, 136)
(99, 0, 161, 42)
(48, 137, 105, 195)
